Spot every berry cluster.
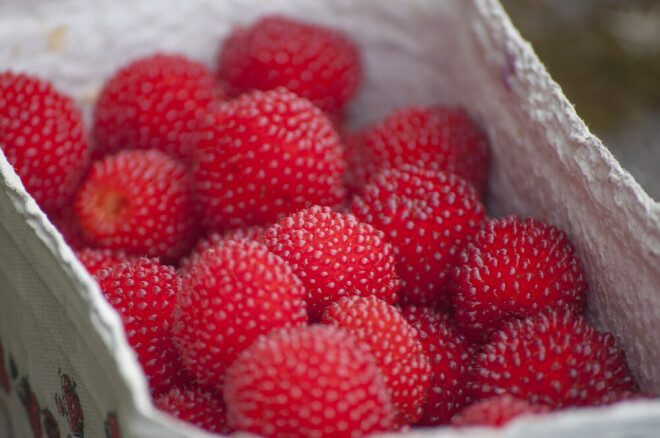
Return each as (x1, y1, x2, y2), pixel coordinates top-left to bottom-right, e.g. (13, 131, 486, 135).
(0, 13, 649, 438)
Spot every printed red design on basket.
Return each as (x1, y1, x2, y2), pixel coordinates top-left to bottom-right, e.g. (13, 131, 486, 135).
(55, 370, 84, 437)
(17, 377, 43, 438)
(104, 412, 121, 438)
(0, 339, 9, 393)
(42, 407, 61, 438)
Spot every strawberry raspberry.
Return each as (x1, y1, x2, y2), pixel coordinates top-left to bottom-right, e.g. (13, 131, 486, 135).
(345, 106, 490, 197)
(351, 165, 486, 309)
(400, 305, 475, 425)
(452, 215, 588, 343)
(49, 206, 88, 250)
(96, 258, 189, 395)
(192, 87, 345, 231)
(75, 149, 197, 263)
(322, 296, 431, 425)
(224, 325, 396, 438)
(217, 15, 362, 121)
(93, 53, 218, 163)
(155, 384, 232, 435)
(469, 309, 638, 408)
(74, 247, 129, 276)
(172, 240, 308, 390)
(451, 395, 550, 427)
(178, 225, 266, 273)
(262, 205, 400, 321)
(0, 71, 90, 213)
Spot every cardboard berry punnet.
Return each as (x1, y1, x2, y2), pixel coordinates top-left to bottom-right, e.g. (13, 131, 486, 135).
(1, 0, 660, 437)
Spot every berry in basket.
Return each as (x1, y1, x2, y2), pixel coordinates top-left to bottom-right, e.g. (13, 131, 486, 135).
(0, 72, 91, 214)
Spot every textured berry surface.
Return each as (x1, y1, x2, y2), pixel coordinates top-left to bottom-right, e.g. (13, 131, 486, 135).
(155, 384, 232, 434)
(451, 395, 550, 427)
(351, 165, 485, 309)
(75, 149, 197, 263)
(453, 215, 588, 343)
(263, 205, 400, 321)
(322, 296, 431, 425)
(96, 258, 188, 395)
(224, 325, 395, 438)
(172, 240, 308, 390)
(401, 305, 474, 425)
(92, 53, 217, 162)
(49, 206, 87, 250)
(0, 71, 90, 213)
(193, 87, 345, 231)
(345, 106, 490, 196)
(74, 247, 129, 276)
(469, 310, 638, 408)
(218, 15, 361, 120)
(178, 225, 266, 273)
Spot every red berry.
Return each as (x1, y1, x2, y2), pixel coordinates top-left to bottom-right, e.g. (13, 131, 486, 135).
(178, 225, 266, 273)
(155, 384, 232, 435)
(96, 258, 188, 395)
(351, 165, 486, 309)
(74, 247, 129, 276)
(17, 378, 42, 438)
(262, 205, 400, 321)
(322, 296, 431, 425)
(345, 106, 490, 197)
(218, 15, 362, 120)
(172, 240, 308, 390)
(452, 216, 588, 343)
(224, 325, 396, 438)
(0, 71, 90, 213)
(93, 53, 218, 162)
(75, 149, 197, 263)
(48, 206, 87, 250)
(192, 87, 345, 230)
(451, 395, 550, 427)
(400, 305, 474, 425)
(469, 309, 638, 408)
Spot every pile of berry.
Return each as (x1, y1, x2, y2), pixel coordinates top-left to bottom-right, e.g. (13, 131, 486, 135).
(0, 14, 648, 438)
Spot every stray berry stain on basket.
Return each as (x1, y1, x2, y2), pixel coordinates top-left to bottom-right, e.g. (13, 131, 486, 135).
(42, 407, 62, 438)
(0, 339, 9, 393)
(17, 377, 43, 438)
(500, 48, 517, 92)
(104, 412, 121, 438)
(55, 370, 85, 437)
(9, 354, 18, 381)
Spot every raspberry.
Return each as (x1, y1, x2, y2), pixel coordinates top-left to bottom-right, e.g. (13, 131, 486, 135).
(469, 310, 638, 408)
(345, 106, 490, 197)
(322, 296, 431, 425)
(74, 149, 197, 263)
(48, 206, 87, 250)
(93, 53, 218, 163)
(224, 325, 396, 438)
(74, 247, 129, 276)
(192, 87, 345, 231)
(217, 15, 362, 121)
(155, 384, 232, 435)
(178, 225, 266, 273)
(451, 395, 550, 427)
(452, 215, 588, 343)
(400, 305, 474, 425)
(351, 165, 486, 309)
(262, 205, 400, 321)
(96, 258, 189, 395)
(0, 71, 90, 213)
(172, 240, 308, 390)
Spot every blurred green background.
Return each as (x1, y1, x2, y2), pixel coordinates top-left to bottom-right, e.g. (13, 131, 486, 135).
(501, 0, 660, 200)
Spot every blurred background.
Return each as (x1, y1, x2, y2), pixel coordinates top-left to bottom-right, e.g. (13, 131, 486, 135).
(501, 0, 660, 200)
